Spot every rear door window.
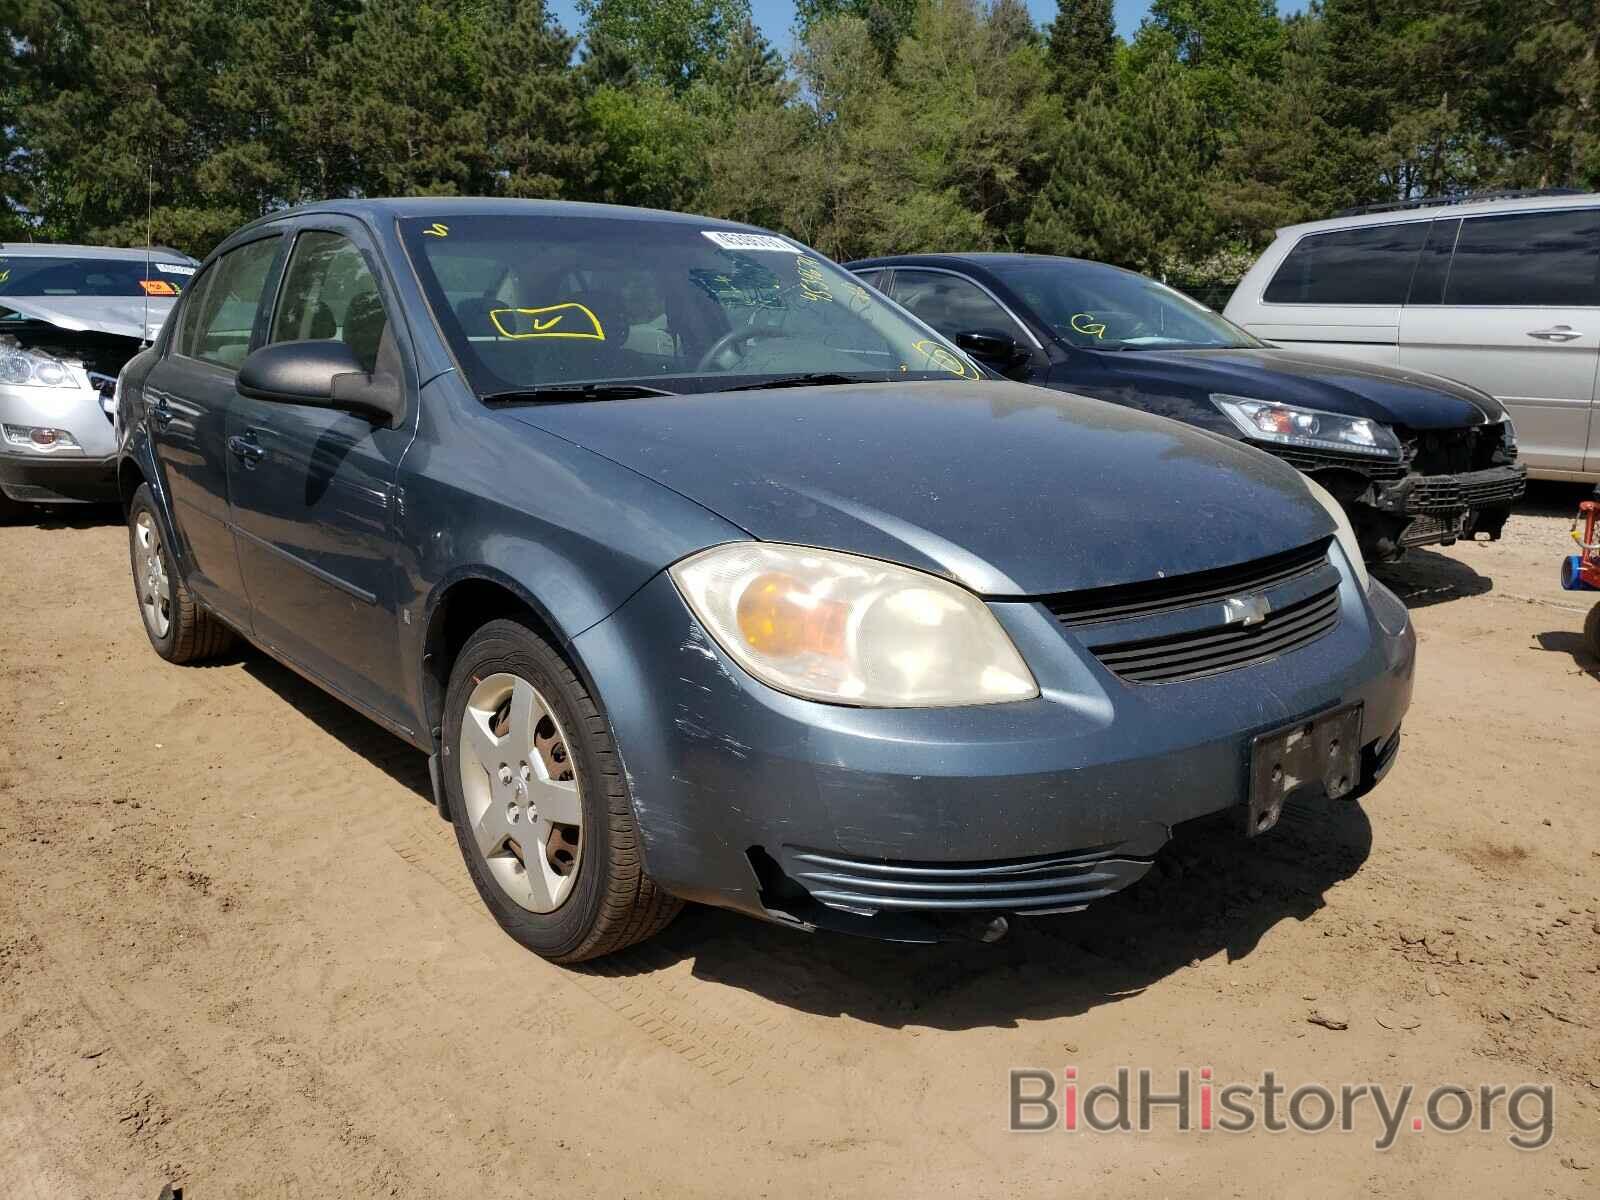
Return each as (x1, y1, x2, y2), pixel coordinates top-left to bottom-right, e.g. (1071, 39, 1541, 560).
(180, 237, 281, 370)
(1263, 222, 1428, 305)
(1440, 209, 1600, 306)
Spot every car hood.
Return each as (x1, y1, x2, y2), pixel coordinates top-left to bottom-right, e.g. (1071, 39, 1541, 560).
(504, 380, 1333, 596)
(1107, 347, 1506, 430)
(0, 295, 174, 341)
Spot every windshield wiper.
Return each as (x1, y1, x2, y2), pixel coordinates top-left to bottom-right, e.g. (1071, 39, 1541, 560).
(724, 372, 882, 391)
(481, 383, 679, 405)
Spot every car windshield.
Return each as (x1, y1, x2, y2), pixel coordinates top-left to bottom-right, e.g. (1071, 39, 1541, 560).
(0, 254, 196, 298)
(989, 259, 1263, 352)
(401, 215, 982, 396)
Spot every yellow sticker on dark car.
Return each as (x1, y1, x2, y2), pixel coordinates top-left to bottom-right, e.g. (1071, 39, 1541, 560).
(489, 303, 606, 341)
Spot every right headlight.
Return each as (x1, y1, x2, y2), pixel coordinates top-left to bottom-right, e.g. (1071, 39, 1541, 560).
(1301, 474, 1370, 591)
(669, 542, 1039, 707)
(0, 346, 78, 388)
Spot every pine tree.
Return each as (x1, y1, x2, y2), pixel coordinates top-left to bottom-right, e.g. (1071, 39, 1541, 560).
(1044, 0, 1115, 102)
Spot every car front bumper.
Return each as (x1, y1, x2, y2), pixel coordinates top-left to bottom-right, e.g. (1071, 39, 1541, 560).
(0, 380, 120, 505)
(572, 561, 1416, 940)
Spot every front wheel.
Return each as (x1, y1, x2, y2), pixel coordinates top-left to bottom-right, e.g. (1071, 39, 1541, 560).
(442, 618, 681, 962)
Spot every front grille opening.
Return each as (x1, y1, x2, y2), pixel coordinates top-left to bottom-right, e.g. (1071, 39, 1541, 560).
(1045, 538, 1331, 627)
(1092, 583, 1341, 684)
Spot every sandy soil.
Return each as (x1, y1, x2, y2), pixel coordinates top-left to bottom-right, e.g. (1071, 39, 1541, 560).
(2, 484, 1598, 1198)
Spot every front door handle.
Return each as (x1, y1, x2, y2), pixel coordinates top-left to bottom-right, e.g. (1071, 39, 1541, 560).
(150, 396, 173, 427)
(227, 431, 264, 467)
(1527, 325, 1583, 342)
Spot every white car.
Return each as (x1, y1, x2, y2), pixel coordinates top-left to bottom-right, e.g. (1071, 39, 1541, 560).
(0, 242, 198, 519)
(1225, 190, 1600, 481)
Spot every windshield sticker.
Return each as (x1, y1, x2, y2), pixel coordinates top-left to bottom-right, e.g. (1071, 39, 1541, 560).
(1070, 312, 1107, 339)
(423, 222, 450, 238)
(489, 302, 605, 341)
(139, 279, 179, 296)
(795, 257, 832, 303)
(912, 339, 975, 378)
(702, 231, 798, 253)
(689, 266, 782, 310)
(154, 262, 196, 276)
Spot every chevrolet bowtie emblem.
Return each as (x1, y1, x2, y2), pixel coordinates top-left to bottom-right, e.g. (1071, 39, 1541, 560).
(1222, 594, 1271, 627)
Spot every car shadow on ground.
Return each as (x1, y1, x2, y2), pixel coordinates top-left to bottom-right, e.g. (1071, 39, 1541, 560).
(241, 653, 435, 802)
(599, 794, 1373, 1031)
(1516, 479, 1595, 519)
(1371, 547, 1491, 609)
(1533, 629, 1599, 682)
(9, 501, 124, 530)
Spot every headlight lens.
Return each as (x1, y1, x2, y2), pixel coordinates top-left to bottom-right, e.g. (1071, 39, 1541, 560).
(0, 346, 78, 388)
(1301, 474, 1370, 591)
(1211, 394, 1401, 460)
(670, 543, 1039, 707)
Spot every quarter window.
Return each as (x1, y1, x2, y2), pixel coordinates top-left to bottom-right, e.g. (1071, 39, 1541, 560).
(891, 270, 1024, 340)
(1263, 222, 1428, 305)
(179, 236, 281, 370)
(269, 231, 391, 374)
(1440, 209, 1600, 307)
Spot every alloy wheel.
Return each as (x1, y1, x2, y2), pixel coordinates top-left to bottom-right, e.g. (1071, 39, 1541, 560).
(134, 511, 172, 640)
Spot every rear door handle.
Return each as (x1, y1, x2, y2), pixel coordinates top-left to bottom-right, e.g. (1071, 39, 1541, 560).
(1527, 325, 1583, 342)
(227, 431, 264, 466)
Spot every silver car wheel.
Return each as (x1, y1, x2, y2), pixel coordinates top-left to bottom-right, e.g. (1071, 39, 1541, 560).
(458, 672, 584, 913)
(134, 511, 172, 639)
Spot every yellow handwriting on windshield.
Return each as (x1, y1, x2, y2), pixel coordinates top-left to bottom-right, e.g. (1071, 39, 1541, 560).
(423, 222, 449, 238)
(489, 302, 605, 341)
(795, 256, 833, 303)
(912, 339, 974, 378)
(1070, 312, 1107, 339)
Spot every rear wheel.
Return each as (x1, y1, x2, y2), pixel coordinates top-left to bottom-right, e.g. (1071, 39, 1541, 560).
(127, 484, 234, 663)
(442, 618, 680, 962)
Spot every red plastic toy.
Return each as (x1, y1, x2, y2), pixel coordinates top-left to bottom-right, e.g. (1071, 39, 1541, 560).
(1561, 493, 1600, 657)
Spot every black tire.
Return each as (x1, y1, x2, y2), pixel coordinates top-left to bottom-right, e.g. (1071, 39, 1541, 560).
(127, 483, 235, 663)
(442, 618, 681, 963)
(1585, 601, 1600, 661)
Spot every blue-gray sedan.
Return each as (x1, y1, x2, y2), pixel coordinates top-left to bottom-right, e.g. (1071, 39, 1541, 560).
(115, 199, 1414, 961)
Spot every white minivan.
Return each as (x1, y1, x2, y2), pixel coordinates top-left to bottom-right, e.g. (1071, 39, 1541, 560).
(1226, 191, 1600, 480)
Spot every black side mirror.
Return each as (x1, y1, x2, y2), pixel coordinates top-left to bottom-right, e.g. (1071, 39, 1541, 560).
(237, 340, 403, 427)
(955, 329, 1026, 367)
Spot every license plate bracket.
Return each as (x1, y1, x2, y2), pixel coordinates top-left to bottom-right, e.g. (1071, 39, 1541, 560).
(1247, 704, 1363, 836)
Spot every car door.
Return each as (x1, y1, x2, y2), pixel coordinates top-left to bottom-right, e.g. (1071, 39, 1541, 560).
(1399, 207, 1600, 475)
(885, 268, 1048, 381)
(225, 219, 417, 727)
(142, 232, 285, 627)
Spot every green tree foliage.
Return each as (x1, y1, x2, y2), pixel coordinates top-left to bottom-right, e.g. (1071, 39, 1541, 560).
(2, 0, 1597, 276)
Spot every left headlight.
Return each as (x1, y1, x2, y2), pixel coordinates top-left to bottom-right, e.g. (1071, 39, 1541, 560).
(670, 542, 1039, 707)
(0, 346, 78, 388)
(1211, 394, 1401, 460)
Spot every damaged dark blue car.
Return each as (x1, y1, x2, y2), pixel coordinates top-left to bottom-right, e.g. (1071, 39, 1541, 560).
(115, 199, 1415, 962)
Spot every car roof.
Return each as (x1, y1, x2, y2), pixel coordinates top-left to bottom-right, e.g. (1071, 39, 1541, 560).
(1274, 190, 1600, 239)
(228, 197, 771, 241)
(846, 252, 1156, 283)
(0, 241, 197, 263)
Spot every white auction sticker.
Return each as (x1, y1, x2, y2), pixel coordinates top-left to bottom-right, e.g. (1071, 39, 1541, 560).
(701, 231, 799, 253)
(154, 262, 197, 276)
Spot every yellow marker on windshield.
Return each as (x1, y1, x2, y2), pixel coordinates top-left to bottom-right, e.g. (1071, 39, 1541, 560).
(912, 339, 974, 378)
(423, 222, 449, 237)
(1070, 312, 1107, 339)
(489, 302, 605, 341)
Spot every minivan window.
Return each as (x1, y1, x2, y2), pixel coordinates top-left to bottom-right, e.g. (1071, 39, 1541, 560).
(1263, 222, 1428, 305)
(0, 255, 196, 297)
(402, 215, 980, 394)
(1404, 218, 1460, 305)
(180, 237, 281, 370)
(270, 231, 390, 374)
(1440, 209, 1600, 307)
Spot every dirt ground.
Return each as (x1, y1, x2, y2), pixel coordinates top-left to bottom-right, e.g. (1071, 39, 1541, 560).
(2, 483, 1598, 1199)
